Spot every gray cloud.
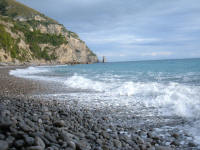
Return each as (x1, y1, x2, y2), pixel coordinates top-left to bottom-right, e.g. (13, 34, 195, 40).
(17, 0, 200, 61)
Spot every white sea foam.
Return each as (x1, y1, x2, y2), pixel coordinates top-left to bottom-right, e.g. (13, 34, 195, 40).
(64, 74, 108, 92)
(63, 74, 200, 119)
(10, 66, 49, 77)
(9, 66, 54, 82)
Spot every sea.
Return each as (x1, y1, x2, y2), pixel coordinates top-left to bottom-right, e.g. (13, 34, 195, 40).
(10, 58, 200, 147)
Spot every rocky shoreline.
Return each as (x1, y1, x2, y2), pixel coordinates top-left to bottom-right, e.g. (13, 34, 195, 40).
(0, 96, 176, 150)
(0, 67, 197, 150)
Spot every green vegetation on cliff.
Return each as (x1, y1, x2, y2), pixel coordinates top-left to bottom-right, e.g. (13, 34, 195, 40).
(0, 0, 8, 16)
(11, 21, 66, 60)
(0, 0, 98, 64)
(0, 17, 66, 61)
(0, 0, 68, 61)
(0, 24, 23, 60)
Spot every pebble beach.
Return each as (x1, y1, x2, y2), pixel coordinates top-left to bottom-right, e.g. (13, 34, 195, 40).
(0, 66, 198, 150)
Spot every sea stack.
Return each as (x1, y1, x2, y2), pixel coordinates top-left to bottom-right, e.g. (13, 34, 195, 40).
(102, 56, 106, 63)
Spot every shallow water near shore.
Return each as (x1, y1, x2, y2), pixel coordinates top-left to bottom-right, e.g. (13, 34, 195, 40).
(10, 58, 200, 148)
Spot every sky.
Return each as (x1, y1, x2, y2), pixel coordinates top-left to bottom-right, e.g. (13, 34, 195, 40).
(17, 0, 200, 62)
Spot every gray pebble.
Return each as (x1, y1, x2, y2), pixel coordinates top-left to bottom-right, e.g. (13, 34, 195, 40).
(0, 140, 8, 150)
(24, 136, 35, 145)
(113, 139, 122, 148)
(35, 137, 45, 149)
(14, 139, 24, 147)
(27, 146, 44, 150)
(67, 141, 76, 149)
(0, 134, 5, 140)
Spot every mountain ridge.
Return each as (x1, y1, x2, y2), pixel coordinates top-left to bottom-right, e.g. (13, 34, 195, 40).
(0, 0, 98, 65)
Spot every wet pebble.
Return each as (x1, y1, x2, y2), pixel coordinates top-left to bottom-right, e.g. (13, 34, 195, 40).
(0, 140, 8, 150)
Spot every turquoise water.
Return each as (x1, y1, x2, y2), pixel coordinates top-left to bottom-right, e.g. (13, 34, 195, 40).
(46, 58, 200, 85)
(10, 58, 200, 145)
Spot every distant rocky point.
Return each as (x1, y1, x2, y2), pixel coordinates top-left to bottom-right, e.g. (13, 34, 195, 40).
(0, 0, 98, 65)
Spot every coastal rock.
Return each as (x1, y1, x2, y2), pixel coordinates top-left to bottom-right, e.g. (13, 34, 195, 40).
(132, 134, 144, 144)
(155, 145, 173, 150)
(24, 136, 35, 145)
(76, 140, 91, 150)
(27, 146, 44, 150)
(53, 120, 65, 127)
(113, 139, 122, 148)
(101, 131, 110, 139)
(5, 136, 15, 146)
(170, 140, 179, 146)
(0, 140, 8, 150)
(14, 139, 25, 147)
(171, 133, 179, 139)
(35, 137, 45, 149)
(0, 134, 5, 140)
(68, 141, 76, 149)
(188, 142, 196, 147)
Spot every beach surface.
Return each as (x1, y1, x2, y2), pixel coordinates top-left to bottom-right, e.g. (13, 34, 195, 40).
(0, 66, 197, 150)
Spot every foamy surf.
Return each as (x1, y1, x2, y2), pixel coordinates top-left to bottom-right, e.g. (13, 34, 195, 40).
(63, 74, 200, 118)
(9, 66, 49, 78)
(64, 74, 108, 92)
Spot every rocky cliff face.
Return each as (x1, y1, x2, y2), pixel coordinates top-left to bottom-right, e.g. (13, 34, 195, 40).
(0, 0, 98, 65)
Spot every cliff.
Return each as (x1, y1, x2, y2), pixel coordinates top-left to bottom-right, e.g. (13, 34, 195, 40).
(0, 0, 98, 65)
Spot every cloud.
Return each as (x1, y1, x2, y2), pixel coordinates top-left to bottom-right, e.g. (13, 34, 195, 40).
(81, 33, 159, 45)
(141, 51, 173, 57)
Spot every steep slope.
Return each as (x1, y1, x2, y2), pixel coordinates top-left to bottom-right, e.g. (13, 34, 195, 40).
(0, 0, 98, 64)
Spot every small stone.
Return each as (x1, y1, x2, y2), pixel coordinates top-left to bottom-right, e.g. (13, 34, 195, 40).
(101, 145, 110, 150)
(27, 146, 44, 150)
(0, 140, 8, 150)
(113, 139, 122, 148)
(60, 130, 73, 141)
(147, 132, 153, 138)
(38, 119, 42, 124)
(15, 139, 25, 147)
(155, 145, 172, 150)
(76, 140, 91, 150)
(68, 141, 76, 149)
(1, 110, 10, 116)
(188, 142, 196, 147)
(54, 120, 65, 127)
(32, 115, 38, 122)
(171, 133, 179, 139)
(0, 134, 5, 140)
(140, 144, 147, 150)
(65, 148, 74, 150)
(6, 136, 15, 145)
(0, 120, 12, 130)
(96, 139, 102, 145)
(42, 115, 50, 121)
(132, 134, 144, 144)
(44, 133, 57, 143)
(35, 137, 45, 149)
(46, 146, 59, 150)
(24, 136, 35, 146)
(42, 106, 49, 112)
(102, 131, 109, 139)
(86, 134, 96, 141)
(170, 140, 179, 146)
(18, 122, 33, 132)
